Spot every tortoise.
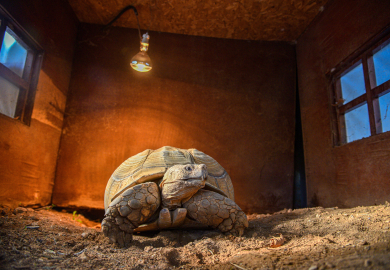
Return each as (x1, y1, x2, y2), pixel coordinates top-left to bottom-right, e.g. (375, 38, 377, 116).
(102, 146, 248, 247)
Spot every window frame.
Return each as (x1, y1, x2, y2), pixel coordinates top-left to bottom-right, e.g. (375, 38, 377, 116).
(0, 5, 43, 125)
(329, 26, 390, 146)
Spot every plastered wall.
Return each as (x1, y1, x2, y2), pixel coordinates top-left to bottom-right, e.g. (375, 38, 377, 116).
(0, 1, 78, 207)
(297, 0, 390, 208)
(53, 24, 297, 213)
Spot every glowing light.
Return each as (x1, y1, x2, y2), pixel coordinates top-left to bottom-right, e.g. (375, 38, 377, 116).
(130, 61, 152, 72)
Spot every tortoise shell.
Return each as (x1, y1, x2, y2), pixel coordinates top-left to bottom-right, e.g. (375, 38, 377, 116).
(104, 146, 234, 210)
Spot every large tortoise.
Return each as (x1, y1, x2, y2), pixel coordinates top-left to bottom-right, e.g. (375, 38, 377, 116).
(102, 146, 248, 247)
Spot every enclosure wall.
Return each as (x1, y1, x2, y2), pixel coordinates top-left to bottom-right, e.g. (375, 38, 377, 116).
(53, 24, 297, 213)
(296, 0, 390, 207)
(0, 1, 78, 207)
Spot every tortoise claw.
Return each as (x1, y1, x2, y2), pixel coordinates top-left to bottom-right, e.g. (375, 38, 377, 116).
(157, 208, 172, 228)
(171, 208, 187, 227)
(156, 207, 187, 229)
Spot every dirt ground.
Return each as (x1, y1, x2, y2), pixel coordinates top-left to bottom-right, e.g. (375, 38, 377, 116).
(0, 203, 389, 270)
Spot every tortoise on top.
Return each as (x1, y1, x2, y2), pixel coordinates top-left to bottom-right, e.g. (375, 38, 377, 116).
(102, 146, 248, 247)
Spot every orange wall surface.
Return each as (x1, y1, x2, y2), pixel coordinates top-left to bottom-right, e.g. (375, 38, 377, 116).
(297, 0, 390, 208)
(53, 24, 297, 213)
(0, 1, 78, 207)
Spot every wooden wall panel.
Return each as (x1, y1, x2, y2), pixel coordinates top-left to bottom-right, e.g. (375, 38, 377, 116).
(297, 0, 390, 208)
(53, 24, 296, 213)
(0, 0, 78, 207)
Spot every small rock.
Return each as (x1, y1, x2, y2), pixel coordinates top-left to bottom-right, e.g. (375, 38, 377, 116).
(79, 252, 89, 262)
(269, 234, 285, 248)
(81, 232, 90, 238)
(14, 207, 27, 214)
(308, 265, 318, 270)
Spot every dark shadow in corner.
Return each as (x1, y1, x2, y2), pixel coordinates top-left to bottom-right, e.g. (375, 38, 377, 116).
(293, 74, 307, 209)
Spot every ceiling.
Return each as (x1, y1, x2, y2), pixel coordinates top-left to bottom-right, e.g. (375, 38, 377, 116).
(67, 0, 329, 41)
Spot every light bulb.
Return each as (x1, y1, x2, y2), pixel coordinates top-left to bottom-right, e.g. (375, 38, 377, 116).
(131, 33, 152, 72)
(130, 51, 152, 72)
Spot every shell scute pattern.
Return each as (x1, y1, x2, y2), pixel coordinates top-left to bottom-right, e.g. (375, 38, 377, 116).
(104, 146, 234, 210)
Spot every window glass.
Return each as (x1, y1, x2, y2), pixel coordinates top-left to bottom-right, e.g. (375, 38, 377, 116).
(340, 63, 366, 104)
(379, 91, 390, 133)
(0, 76, 19, 118)
(0, 28, 27, 77)
(0, 9, 42, 125)
(373, 42, 390, 86)
(344, 103, 371, 143)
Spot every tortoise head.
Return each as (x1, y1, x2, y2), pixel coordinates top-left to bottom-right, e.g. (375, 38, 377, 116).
(162, 164, 208, 183)
(160, 164, 208, 210)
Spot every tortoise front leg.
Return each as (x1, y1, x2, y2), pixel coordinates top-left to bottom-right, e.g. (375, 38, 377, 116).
(183, 190, 248, 236)
(101, 182, 160, 247)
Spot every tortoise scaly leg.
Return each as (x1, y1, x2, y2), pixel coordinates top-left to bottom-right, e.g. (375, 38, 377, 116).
(102, 182, 160, 247)
(183, 190, 248, 236)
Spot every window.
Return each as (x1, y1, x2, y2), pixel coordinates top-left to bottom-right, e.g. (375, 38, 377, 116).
(0, 6, 43, 125)
(330, 28, 390, 145)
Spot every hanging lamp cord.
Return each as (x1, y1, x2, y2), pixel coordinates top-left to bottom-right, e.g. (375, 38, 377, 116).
(102, 5, 142, 41)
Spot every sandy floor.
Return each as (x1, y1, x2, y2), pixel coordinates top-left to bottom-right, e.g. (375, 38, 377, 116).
(0, 203, 389, 269)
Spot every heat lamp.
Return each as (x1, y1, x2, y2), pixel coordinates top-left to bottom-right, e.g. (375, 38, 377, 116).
(104, 5, 152, 72)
